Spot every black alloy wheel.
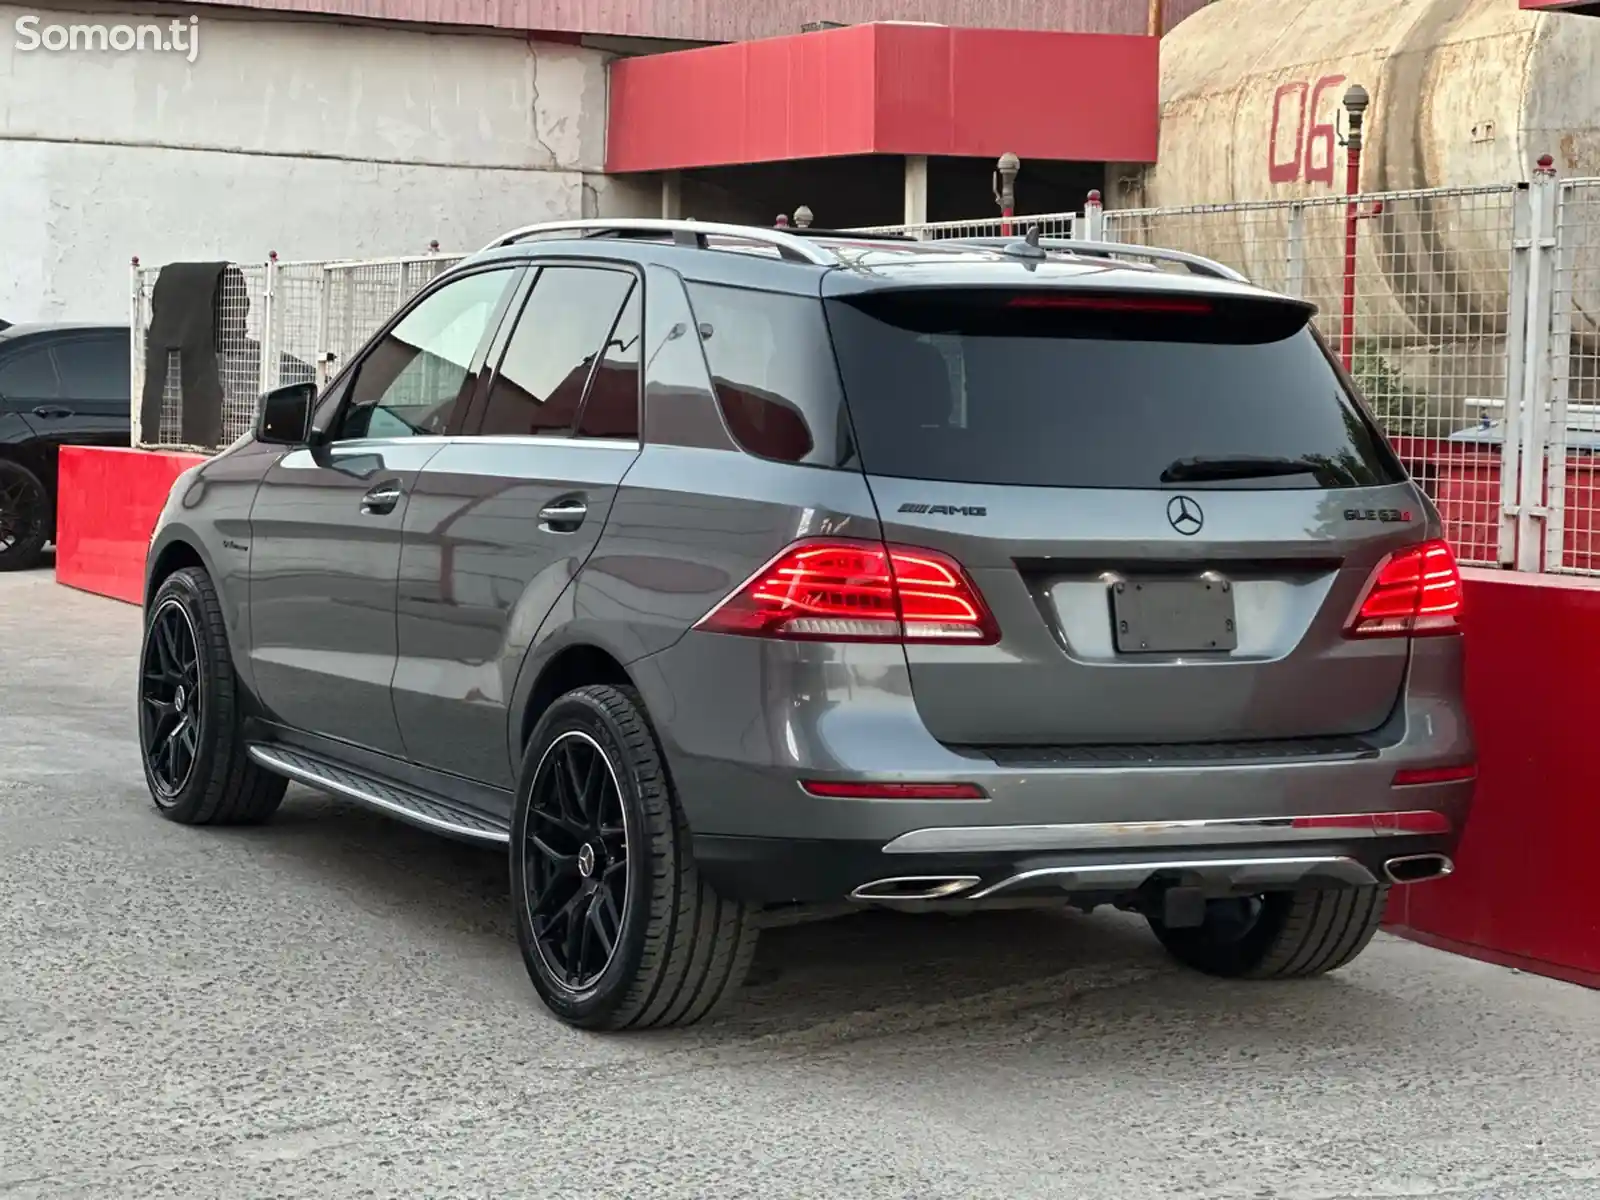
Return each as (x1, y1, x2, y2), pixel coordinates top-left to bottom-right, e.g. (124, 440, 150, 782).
(512, 684, 759, 1030)
(140, 598, 203, 801)
(0, 461, 49, 570)
(522, 729, 630, 992)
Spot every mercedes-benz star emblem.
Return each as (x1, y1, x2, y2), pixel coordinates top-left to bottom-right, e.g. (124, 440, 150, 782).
(1167, 495, 1204, 536)
(577, 843, 596, 879)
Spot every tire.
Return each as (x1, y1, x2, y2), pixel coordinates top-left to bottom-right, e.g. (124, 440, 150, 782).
(511, 684, 758, 1031)
(138, 566, 287, 826)
(0, 459, 51, 572)
(1148, 883, 1389, 980)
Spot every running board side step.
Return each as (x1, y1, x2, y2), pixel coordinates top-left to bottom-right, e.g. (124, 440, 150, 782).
(247, 744, 511, 846)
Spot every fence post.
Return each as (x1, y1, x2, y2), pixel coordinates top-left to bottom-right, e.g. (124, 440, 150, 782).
(129, 257, 144, 448)
(1544, 178, 1577, 572)
(1285, 204, 1306, 300)
(316, 265, 334, 390)
(1514, 157, 1559, 572)
(1077, 190, 1105, 241)
(258, 252, 279, 397)
(1501, 183, 1533, 568)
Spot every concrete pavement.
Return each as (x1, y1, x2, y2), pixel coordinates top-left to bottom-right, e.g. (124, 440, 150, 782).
(2, 569, 1597, 1199)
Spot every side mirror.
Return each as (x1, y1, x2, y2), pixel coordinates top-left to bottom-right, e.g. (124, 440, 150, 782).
(256, 382, 317, 445)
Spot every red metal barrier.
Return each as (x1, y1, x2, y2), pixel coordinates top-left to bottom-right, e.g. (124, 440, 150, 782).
(1389, 435, 1600, 574)
(1386, 568, 1600, 989)
(55, 446, 207, 606)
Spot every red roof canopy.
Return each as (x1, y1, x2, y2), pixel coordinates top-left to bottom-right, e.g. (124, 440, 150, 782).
(1521, 0, 1600, 9)
(605, 23, 1160, 173)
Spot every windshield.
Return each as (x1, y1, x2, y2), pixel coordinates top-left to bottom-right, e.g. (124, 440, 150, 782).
(825, 289, 1404, 490)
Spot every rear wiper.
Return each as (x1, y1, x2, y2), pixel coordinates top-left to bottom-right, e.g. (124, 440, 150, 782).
(1160, 455, 1323, 483)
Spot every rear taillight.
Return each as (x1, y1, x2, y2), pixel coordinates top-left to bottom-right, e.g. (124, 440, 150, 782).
(1345, 539, 1464, 638)
(694, 538, 999, 644)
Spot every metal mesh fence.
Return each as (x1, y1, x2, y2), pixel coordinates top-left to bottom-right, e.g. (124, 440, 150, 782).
(850, 211, 1077, 241)
(321, 255, 465, 384)
(1547, 179, 1600, 574)
(132, 262, 272, 451)
(132, 252, 463, 451)
(1105, 188, 1522, 567)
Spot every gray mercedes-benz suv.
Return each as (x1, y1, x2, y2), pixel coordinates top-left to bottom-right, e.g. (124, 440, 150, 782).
(139, 219, 1475, 1030)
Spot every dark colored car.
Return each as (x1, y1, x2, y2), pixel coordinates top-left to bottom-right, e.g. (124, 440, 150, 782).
(0, 323, 131, 570)
(138, 221, 1475, 1030)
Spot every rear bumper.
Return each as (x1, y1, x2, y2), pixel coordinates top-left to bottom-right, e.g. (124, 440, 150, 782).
(693, 828, 1460, 905)
(630, 632, 1474, 904)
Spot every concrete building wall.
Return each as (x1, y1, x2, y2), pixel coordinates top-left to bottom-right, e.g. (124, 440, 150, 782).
(180, 0, 1218, 42)
(1, 5, 642, 323)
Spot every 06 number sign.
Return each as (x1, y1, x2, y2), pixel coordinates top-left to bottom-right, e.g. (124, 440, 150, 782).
(1269, 74, 1346, 186)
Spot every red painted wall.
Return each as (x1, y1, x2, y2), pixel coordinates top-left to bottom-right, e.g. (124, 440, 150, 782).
(1386, 569, 1600, 990)
(606, 23, 1160, 172)
(55, 447, 206, 606)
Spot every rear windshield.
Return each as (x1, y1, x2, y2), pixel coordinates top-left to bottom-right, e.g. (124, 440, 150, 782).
(824, 289, 1404, 490)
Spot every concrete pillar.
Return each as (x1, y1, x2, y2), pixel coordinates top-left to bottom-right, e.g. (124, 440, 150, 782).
(661, 171, 683, 219)
(903, 155, 929, 228)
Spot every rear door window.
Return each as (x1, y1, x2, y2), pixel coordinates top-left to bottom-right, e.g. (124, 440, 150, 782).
(0, 346, 61, 401)
(478, 266, 636, 438)
(824, 289, 1403, 490)
(55, 333, 131, 405)
(575, 283, 642, 440)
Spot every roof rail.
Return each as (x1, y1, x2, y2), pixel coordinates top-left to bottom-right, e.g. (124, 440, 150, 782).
(478, 218, 838, 266)
(781, 227, 919, 243)
(946, 235, 1248, 283)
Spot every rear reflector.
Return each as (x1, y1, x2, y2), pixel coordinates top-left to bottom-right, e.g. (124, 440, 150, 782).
(694, 538, 1000, 644)
(1391, 764, 1477, 787)
(1346, 539, 1465, 638)
(1005, 294, 1212, 314)
(800, 781, 988, 800)
(1292, 810, 1453, 834)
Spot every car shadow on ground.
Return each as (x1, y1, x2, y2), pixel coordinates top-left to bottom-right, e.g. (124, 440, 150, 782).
(232, 787, 1422, 1053)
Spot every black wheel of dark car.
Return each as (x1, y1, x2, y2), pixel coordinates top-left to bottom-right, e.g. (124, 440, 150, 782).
(511, 684, 758, 1031)
(139, 566, 287, 826)
(0, 459, 50, 572)
(1148, 883, 1389, 979)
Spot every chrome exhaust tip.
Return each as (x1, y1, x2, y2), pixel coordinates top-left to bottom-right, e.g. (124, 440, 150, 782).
(850, 876, 982, 902)
(1383, 853, 1455, 885)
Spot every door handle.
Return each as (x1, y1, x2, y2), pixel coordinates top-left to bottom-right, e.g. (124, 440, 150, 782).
(32, 405, 72, 419)
(360, 481, 403, 515)
(538, 499, 588, 531)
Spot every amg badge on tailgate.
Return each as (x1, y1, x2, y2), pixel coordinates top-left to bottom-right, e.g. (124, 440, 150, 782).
(899, 503, 988, 517)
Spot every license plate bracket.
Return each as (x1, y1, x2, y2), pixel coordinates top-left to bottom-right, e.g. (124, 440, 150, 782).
(1111, 578, 1238, 654)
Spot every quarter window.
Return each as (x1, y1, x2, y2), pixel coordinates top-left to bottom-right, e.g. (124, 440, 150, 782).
(685, 283, 851, 466)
